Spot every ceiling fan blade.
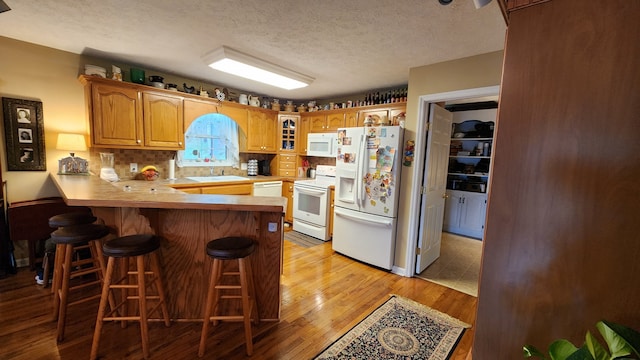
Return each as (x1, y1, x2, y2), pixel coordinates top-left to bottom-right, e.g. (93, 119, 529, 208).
(0, 0, 11, 13)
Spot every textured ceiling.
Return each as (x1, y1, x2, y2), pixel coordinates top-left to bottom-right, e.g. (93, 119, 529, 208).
(0, 0, 506, 101)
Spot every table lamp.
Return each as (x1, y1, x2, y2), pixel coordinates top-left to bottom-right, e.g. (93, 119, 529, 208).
(57, 133, 89, 174)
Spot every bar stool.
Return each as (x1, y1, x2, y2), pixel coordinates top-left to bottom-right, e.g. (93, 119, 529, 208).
(46, 212, 97, 288)
(199, 237, 259, 357)
(90, 234, 171, 360)
(50, 223, 110, 342)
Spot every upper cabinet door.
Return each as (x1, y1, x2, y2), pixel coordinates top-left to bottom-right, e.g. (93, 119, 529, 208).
(247, 109, 278, 153)
(91, 83, 143, 147)
(143, 92, 184, 149)
(325, 112, 345, 131)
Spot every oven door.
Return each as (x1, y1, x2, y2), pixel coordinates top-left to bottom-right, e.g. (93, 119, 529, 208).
(293, 183, 329, 227)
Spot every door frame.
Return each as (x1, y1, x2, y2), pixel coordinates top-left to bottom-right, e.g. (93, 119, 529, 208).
(403, 85, 500, 277)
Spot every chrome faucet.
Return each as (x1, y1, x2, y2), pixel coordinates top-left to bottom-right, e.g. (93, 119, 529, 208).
(209, 167, 224, 176)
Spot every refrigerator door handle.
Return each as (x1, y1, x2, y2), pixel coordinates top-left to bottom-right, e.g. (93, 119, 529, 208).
(357, 133, 367, 207)
(334, 208, 393, 227)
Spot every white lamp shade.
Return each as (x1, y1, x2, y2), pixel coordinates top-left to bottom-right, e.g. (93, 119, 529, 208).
(57, 133, 87, 152)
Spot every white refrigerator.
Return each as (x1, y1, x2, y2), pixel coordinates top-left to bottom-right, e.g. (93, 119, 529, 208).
(333, 126, 404, 270)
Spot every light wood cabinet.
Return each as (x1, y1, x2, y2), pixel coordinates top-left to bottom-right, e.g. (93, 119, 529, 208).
(344, 110, 358, 128)
(81, 76, 185, 150)
(178, 187, 202, 194)
(278, 114, 299, 153)
(283, 180, 294, 223)
(200, 183, 252, 195)
(89, 82, 143, 147)
(325, 112, 345, 131)
(277, 154, 298, 178)
(247, 109, 277, 153)
(297, 115, 310, 155)
(308, 111, 344, 132)
(142, 92, 184, 148)
(359, 104, 406, 127)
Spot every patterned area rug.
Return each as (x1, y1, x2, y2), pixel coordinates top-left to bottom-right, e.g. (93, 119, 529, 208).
(314, 295, 470, 360)
(284, 230, 325, 248)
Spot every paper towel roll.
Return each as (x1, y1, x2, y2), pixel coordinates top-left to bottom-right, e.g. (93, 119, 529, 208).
(168, 159, 176, 179)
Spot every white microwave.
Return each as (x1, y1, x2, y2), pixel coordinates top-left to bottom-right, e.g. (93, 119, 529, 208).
(307, 132, 338, 158)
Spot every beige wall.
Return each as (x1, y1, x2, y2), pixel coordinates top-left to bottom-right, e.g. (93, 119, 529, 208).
(0, 36, 89, 203)
(395, 50, 504, 270)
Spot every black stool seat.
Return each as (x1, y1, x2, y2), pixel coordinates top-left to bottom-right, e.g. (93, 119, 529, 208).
(206, 237, 255, 260)
(102, 234, 160, 258)
(50, 224, 110, 245)
(49, 212, 96, 228)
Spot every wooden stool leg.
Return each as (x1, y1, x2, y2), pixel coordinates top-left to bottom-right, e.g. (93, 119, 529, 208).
(41, 251, 53, 288)
(238, 258, 253, 356)
(136, 255, 150, 359)
(51, 243, 64, 294)
(245, 257, 259, 325)
(120, 257, 128, 328)
(89, 239, 117, 318)
(198, 258, 221, 357)
(90, 256, 115, 360)
(55, 244, 74, 342)
(211, 259, 223, 326)
(149, 252, 171, 326)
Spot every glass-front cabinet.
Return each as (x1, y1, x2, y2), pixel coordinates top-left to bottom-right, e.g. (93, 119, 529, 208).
(278, 114, 299, 152)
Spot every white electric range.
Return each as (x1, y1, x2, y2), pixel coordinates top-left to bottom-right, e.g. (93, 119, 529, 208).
(292, 165, 336, 241)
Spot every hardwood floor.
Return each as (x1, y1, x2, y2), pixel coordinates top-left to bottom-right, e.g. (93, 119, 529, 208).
(0, 240, 477, 359)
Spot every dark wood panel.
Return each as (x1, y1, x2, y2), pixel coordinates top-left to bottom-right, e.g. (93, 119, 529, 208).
(7, 197, 92, 270)
(474, 0, 640, 358)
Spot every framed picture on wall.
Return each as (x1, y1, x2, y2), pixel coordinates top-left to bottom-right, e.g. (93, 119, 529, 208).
(2, 97, 46, 171)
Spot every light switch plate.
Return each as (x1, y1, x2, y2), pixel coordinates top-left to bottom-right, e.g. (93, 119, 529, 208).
(241, 162, 248, 170)
(130, 163, 138, 173)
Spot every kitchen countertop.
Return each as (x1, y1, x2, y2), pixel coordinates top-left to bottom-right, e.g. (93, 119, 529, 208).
(50, 173, 286, 212)
(49, 172, 285, 321)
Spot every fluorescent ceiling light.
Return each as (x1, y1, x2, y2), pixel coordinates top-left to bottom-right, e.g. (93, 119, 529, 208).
(203, 46, 314, 90)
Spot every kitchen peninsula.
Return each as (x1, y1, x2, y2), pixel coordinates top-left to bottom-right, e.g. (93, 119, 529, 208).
(50, 173, 286, 321)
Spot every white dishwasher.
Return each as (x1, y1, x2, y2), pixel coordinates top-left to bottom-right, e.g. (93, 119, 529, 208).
(252, 181, 282, 197)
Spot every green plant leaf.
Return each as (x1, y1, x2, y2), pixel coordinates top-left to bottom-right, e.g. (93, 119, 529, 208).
(597, 321, 633, 359)
(566, 345, 595, 360)
(585, 331, 610, 360)
(549, 340, 579, 360)
(524, 345, 548, 359)
(602, 320, 640, 358)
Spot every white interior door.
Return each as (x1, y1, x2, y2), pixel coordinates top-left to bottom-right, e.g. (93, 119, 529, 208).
(416, 103, 453, 273)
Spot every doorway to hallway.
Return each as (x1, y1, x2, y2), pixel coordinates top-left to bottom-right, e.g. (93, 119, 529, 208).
(415, 232, 482, 297)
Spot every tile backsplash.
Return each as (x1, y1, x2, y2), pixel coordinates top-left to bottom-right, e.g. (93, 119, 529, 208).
(89, 149, 267, 180)
(89, 149, 337, 180)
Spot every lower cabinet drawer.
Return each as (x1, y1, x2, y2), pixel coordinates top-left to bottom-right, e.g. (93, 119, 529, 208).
(278, 169, 295, 177)
(279, 161, 295, 170)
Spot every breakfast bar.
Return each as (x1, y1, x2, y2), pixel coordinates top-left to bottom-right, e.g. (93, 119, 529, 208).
(50, 173, 286, 322)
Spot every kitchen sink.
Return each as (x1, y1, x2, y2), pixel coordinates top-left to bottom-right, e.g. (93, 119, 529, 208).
(185, 175, 250, 182)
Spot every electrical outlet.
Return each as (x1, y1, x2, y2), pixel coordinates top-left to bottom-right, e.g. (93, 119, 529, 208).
(130, 163, 138, 173)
